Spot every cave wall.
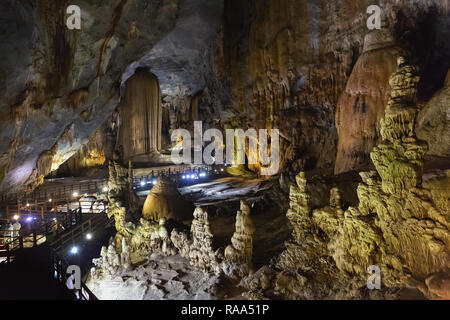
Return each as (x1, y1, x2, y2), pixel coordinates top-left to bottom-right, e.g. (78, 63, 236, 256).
(0, 0, 222, 195)
(55, 126, 109, 176)
(0, 0, 449, 194)
(198, 0, 450, 179)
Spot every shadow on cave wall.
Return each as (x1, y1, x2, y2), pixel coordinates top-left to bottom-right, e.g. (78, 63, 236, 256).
(394, 5, 450, 101)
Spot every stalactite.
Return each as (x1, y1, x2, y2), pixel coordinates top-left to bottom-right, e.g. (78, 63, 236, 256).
(117, 69, 162, 161)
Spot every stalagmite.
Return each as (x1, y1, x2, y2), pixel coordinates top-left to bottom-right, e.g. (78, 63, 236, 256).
(189, 207, 220, 274)
(107, 159, 139, 249)
(224, 201, 255, 276)
(266, 56, 450, 300)
(142, 177, 194, 222)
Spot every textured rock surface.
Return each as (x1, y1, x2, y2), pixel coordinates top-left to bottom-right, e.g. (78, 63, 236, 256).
(253, 59, 450, 300)
(416, 70, 450, 159)
(117, 69, 163, 162)
(188, 207, 221, 274)
(0, 0, 222, 194)
(1, 0, 450, 193)
(224, 201, 255, 276)
(107, 160, 139, 236)
(142, 177, 194, 222)
(335, 29, 399, 174)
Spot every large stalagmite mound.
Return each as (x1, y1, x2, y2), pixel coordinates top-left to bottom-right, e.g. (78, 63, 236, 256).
(142, 177, 194, 222)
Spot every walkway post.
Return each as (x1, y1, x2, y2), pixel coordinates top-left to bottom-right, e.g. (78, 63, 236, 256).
(33, 230, 37, 247)
(6, 243, 9, 264)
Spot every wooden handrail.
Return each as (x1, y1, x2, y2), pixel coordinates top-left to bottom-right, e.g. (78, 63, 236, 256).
(51, 211, 108, 252)
(0, 207, 83, 264)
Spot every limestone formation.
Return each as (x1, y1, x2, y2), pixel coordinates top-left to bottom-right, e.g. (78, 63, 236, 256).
(269, 57, 450, 300)
(117, 70, 163, 162)
(128, 218, 158, 254)
(372, 57, 426, 194)
(335, 29, 400, 174)
(170, 228, 191, 258)
(188, 207, 220, 274)
(120, 237, 132, 271)
(224, 201, 255, 276)
(142, 177, 194, 222)
(107, 160, 139, 249)
(91, 240, 122, 280)
(149, 218, 177, 256)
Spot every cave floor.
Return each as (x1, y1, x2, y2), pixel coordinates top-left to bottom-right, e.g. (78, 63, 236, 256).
(87, 253, 244, 300)
(87, 176, 290, 300)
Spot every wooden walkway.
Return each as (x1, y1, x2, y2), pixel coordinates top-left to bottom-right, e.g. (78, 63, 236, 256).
(0, 206, 105, 300)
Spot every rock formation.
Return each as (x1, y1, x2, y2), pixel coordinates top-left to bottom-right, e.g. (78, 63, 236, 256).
(117, 70, 163, 162)
(335, 29, 400, 174)
(188, 207, 220, 274)
(416, 69, 450, 159)
(224, 201, 255, 276)
(244, 57, 450, 300)
(142, 177, 194, 222)
(120, 237, 132, 271)
(91, 240, 123, 280)
(107, 159, 139, 249)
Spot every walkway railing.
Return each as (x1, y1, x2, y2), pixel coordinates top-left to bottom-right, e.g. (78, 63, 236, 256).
(51, 251, 98, 300)
(51, 211, 109, 253)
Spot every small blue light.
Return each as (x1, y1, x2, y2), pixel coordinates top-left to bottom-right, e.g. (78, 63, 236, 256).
(140, 181, 146, 186)
(26, 217, 33, 222)
(70, 246, 78, 254)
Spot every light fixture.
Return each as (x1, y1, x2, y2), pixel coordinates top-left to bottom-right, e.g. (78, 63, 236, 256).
(72, 192, 79, 197)
(26, 203, 30, 207)
(140, 181, 146, 186)
(70, 246, 78, 254)
(26, 216, 33, 222)
(86, 233, 92, 240)
(12, 215, 19, 220)
(102, 186, 108, 192)
(182, 175, 186, 179)
(152, 180, 157, 185)
(48, 198, 52, 202)
(220, 168, 224, 172)
(199, 172, 206, 177)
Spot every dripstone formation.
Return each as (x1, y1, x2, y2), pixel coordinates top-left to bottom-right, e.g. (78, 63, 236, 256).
(142, 177, 194, 222)
(224, 201, 255, 276)
(188, 207, 221, 274)
(242, 57, 450, 300)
